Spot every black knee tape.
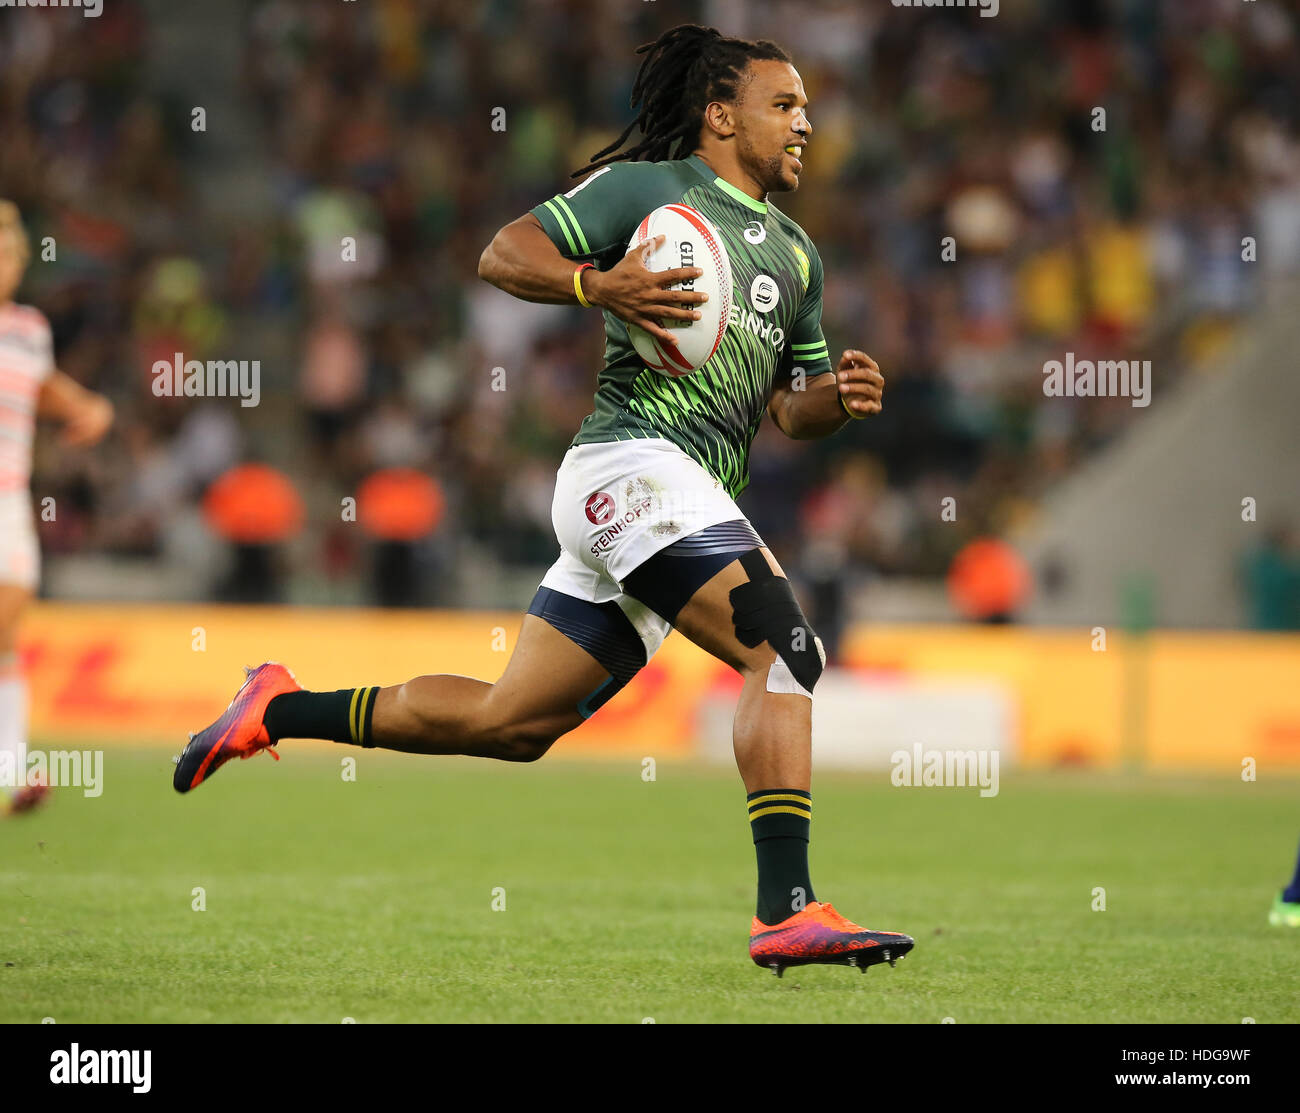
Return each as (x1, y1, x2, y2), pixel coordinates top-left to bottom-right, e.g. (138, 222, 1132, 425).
(728, 550, 825, 693)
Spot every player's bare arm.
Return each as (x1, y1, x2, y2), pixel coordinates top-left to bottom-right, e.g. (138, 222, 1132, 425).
(479, 218, 708, 348)
(36, 371, 114, 447)
(768, 349, 884, 438)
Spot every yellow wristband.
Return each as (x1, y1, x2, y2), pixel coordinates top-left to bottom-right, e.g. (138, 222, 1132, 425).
(838, 389, 867, 420)
(574, 263, 595, 308)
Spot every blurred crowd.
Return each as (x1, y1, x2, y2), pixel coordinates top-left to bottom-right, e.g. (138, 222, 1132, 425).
(2, 0, 1299, 633)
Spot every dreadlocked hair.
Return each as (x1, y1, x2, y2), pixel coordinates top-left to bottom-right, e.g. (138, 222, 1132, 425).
(571, 24, 791, 179)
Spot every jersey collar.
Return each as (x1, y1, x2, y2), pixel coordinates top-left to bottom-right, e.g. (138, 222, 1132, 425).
(685, 154, 768, 215)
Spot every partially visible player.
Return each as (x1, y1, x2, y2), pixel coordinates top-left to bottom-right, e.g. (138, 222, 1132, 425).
(1270, 838, 1300, 927)
(0, 201, 114, 816)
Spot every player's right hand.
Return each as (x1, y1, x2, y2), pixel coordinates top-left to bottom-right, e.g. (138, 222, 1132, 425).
(582, 234, 709, 347)
(61, 393, 114, 447)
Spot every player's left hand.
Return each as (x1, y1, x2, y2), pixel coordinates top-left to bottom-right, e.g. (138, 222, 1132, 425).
(836, 350, 883, 417)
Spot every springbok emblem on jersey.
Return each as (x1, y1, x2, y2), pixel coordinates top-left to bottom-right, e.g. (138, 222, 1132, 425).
(792, 243, 811, 291)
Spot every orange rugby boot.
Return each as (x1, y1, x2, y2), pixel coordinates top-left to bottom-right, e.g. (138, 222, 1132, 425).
(749, 900, 914, 977)
(173, 663, 301, 794)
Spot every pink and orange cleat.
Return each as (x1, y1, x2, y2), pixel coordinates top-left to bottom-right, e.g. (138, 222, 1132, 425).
(749, 901, 914, 977)
(173, 662, 301, 793)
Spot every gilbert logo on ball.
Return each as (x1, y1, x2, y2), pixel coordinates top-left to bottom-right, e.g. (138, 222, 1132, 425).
(626, 204, 732, 377)
(585, 491, 615, 525)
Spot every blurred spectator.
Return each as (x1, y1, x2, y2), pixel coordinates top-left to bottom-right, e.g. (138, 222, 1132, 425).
(1, 0, 1297, 619)
(357, 467, 444, 606)
(947, 537, 1033, 624)
(203, 463, 304, 602)
(1239, 525, 1300, 632)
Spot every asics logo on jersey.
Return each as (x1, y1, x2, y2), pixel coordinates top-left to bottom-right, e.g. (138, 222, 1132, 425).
(750, 275, 780, 313)
(743, 220, 767, 244)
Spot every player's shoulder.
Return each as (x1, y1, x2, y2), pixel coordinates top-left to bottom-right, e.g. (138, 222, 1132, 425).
(764, 204, 821, 293)
(533, 157, 702, 260)
(643, 156, 724, 202)
(765, 203, 819, 257)
(541, 158, 693, 224)
(568, 156, 693, 191)
(0, 302, 52, 335)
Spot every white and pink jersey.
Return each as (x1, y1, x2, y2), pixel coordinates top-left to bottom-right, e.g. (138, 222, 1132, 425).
(0, 301, 54, 494)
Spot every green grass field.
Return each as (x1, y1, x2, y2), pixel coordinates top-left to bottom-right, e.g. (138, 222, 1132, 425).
(2, 747, 1297, 1023)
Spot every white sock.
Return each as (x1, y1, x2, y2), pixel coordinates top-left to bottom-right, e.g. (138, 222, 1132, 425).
(0, 654, 27, 802)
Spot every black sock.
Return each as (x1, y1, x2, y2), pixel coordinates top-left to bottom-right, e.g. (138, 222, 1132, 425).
(748, 789, 815, 926)
(264, 688, 380, 747)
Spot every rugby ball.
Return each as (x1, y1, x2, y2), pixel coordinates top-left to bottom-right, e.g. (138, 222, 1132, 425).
(626, 204, 732, 377)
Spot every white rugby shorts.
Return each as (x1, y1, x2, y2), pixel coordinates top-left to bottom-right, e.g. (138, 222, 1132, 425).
(539, 437, 750, 661)
(0, 490, 39, 590)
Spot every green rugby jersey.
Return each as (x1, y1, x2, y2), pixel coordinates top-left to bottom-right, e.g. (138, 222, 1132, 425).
(529, 153, 832, 497)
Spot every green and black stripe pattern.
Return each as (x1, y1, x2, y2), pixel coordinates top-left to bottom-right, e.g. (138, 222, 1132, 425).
(530, 154, 833, 498)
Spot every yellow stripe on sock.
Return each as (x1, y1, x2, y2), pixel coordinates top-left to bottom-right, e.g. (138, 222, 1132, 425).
(356, 687, 375, 745)
(348, 688, 362, 743)
(748, 806, 813, 821)
(748, 793, 812, 809)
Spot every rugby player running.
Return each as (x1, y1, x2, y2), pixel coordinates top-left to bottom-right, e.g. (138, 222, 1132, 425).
(175, 24, 913, 977)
